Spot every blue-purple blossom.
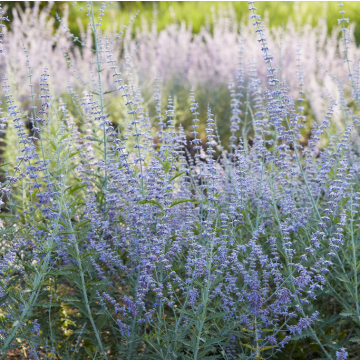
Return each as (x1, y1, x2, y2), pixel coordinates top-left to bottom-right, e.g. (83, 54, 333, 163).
(336, 348, 348, 360)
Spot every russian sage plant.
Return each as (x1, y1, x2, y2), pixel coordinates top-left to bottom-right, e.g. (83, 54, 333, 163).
(0, 1, 359, 360)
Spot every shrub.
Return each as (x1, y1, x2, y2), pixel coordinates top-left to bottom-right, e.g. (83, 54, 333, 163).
(0, 1, 359, 359)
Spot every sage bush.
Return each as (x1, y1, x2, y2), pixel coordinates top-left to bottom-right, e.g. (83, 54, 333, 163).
(0, 2, 359, 359)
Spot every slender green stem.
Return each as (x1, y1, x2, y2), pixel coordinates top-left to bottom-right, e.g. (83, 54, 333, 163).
(62, 202, 108, 359)
(90, 1, 108, 207)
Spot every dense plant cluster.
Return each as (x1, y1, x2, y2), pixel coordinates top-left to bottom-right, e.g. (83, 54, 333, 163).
(0, 1, 360, 359)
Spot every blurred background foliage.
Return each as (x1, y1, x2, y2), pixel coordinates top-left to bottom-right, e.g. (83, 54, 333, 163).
(3, 1, 360, 46)
(1, 1, 359, 152)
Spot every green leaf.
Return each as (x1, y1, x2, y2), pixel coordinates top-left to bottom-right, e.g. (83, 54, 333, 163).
(48, 268, 72, 276)
(171, 154, 180, 163)
(85, 137, 102, 143)
(339, 311, 354, 317)
(0, 214, 14, 218)
(96, 316, 108, 329)
(205, 312, 226, 321)
(69, 151, 79, 158)
(84, 346, 94, 357)
(241, 343, 256, 351)
(241, 328, 253, 333)
(169, 199, 193, 208)
(154, 155, 163, 164)
(58, 231, 75, 236)
(67, 183, 87, 195)
(86, 281, 105, 288)
(76, 219, 91, 229)
(168, 171, 186, 183)
(58, 220, 71, 230)
(37, 301, 61, 308)
(36, 224, 49, 232)
(163, 160, 171, 173)
(62, 296, 81, 303)
(138, 199, 163, 209)
(71, 302, 89, 317)
(60, 133, 71, 141)
(349, 337, 360, 342)
(199, 337, 227, 348)
(337, 276, 351, 285)
(259, 345, 277, 352)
